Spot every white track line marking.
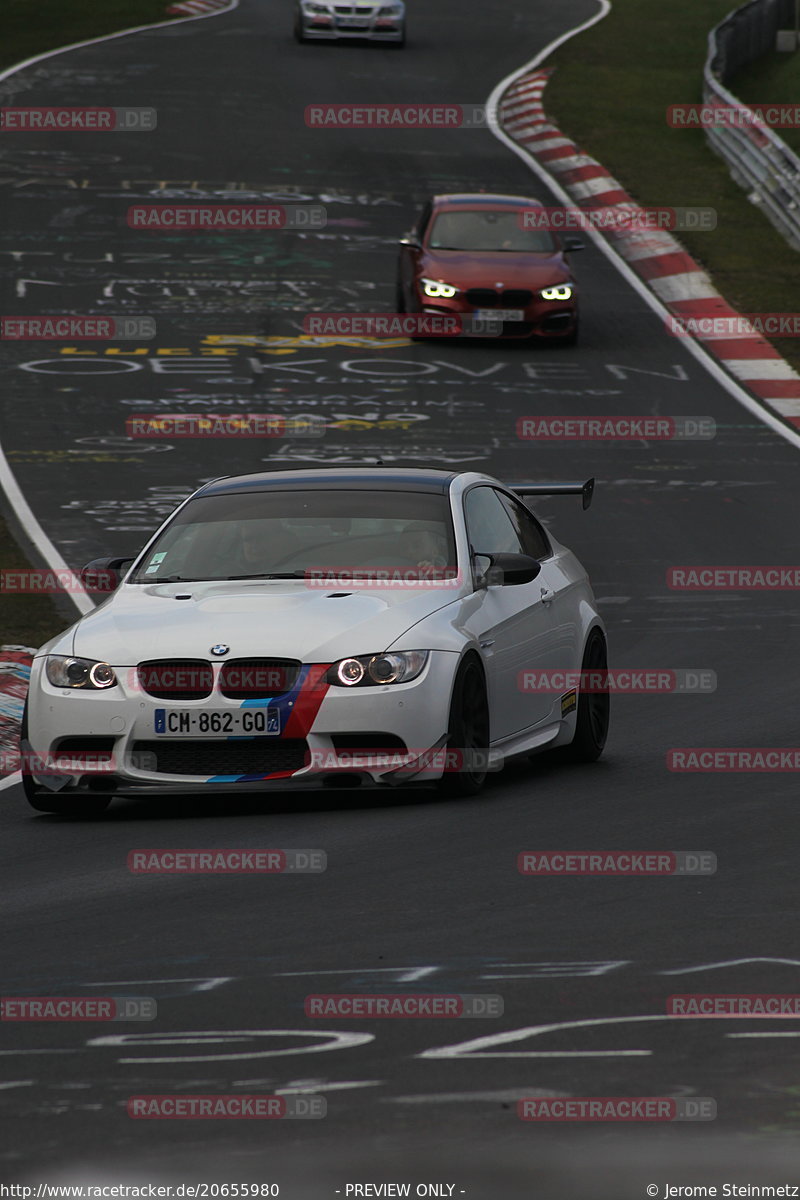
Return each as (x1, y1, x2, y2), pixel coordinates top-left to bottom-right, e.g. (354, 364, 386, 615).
(0, 0, 241, 618)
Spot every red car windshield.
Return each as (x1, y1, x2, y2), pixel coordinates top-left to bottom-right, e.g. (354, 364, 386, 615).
(428, 209, 556, 253)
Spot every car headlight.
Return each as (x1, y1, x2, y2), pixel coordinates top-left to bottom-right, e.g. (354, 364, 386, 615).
(422, 278, 458, 299)
(327, 651, 429, 687)
(378, 5, 402, 12)
(304, 2, 330, 12)
(45, 655, 118, 690)
(539, 283, 574, 300)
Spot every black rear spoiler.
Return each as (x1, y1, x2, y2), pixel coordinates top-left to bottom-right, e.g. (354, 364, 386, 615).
(509, 478, 595, 510)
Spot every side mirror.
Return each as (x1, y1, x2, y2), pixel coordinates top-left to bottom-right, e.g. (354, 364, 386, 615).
(79, 556, 135, 592)
(399, 233, 421, 249)
(563, 237, 585, 251)
(475, 553, 542, 587)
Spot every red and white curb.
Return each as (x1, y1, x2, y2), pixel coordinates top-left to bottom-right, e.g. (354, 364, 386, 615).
(167, 0, 230, 14)
(0, 647, 34, 778)
(499, 67, 800, 432)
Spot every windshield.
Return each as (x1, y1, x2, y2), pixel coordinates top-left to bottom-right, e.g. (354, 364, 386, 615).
(129, 488, 458, 583)
(427, 209, 556, 253)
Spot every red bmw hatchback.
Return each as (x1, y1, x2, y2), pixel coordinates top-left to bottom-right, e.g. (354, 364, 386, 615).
(396, 192, 584, 343)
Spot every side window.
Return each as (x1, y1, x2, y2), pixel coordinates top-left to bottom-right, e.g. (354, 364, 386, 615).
(464, 487, 524, 555)
(498, 493, 551, 560)
(416, 200, 433, 240)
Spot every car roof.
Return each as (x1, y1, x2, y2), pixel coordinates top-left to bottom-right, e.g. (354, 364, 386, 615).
(431, 192, 543, 210)
(195, 467, 459, 497)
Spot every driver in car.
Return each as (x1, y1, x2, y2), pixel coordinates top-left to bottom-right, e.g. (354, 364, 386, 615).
(399, 524, 450, 574)
(227, 523, 274, 575)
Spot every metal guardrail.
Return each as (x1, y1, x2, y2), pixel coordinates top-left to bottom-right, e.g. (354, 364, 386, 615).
(704, 0, 800, 250)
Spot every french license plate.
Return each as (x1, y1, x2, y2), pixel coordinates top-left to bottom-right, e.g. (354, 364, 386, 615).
(338, 16, 369, 25)
(154, 708, 280, 736)
(473, 308, 524, 322)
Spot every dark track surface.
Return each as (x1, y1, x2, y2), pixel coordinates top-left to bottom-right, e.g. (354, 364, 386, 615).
(1, 0, 800, 1190)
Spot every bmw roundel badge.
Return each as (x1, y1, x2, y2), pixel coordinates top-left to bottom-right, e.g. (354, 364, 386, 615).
(210, 644, 230, 656)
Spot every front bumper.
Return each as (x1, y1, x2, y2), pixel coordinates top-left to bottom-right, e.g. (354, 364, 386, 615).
(411, 293, 578, 340)
(25, 651, 458, 794)
(298, 11, 404, 40)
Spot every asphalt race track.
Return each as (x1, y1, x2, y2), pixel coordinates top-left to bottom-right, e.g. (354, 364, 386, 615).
(2, 0, 800, 1190)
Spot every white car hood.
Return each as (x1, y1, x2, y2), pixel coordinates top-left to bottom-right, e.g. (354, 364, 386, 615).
(70, 579, 461, 664)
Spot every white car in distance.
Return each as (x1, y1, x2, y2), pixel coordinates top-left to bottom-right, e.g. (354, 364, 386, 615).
(295, 0, 405, 44)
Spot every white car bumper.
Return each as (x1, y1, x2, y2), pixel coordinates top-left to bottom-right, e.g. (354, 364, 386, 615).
(298, 8, 404, 40)
(24, 650, 460, 794)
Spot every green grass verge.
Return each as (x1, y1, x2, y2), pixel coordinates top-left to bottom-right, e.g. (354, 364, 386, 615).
(1, 1, 177, 648)
(735, 42, 800, 156)
(2, 0, 172, 71)
(543, 0, 800, 373)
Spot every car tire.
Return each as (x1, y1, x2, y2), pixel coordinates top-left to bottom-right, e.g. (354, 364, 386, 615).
(397, 289, 429, 341)
(437, 656, 490, 797)
(20, 700, 112, 816)
(558, 629, 609, 763)
(395, 283, 425, 339)
(294, 15, 307, 42)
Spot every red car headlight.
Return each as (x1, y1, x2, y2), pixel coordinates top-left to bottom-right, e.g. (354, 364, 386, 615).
(539, 283, 574, 301)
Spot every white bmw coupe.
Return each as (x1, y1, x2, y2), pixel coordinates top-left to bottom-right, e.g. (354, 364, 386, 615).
(21, 467, 608, 815)
(295, 0, 405, 44)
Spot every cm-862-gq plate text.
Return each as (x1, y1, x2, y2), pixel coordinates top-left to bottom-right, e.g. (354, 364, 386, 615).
(154, 708, 281, 736)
